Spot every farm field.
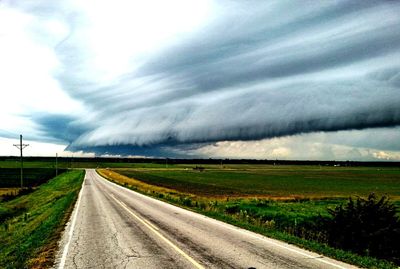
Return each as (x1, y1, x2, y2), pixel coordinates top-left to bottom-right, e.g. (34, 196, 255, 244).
(0, 168, 68, 201)
(113, 165, 400, 199)
(0, 168, 66, 188)
(0, 160, 168, 169)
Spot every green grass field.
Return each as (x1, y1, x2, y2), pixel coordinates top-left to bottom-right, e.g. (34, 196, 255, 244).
(0, 170, 84, 268)
(113, 165, 400, 199)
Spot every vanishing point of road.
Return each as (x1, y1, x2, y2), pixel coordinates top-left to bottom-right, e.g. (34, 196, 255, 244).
(53, 169, 358, 269)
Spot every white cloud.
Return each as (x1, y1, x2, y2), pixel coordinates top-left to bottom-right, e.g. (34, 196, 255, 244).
(192, 129, 400, 161)
(373, 151, 400, 161)
(0, 137, 97, 157)
(0, 5, 83, 139)
(63, 0, 213, 82)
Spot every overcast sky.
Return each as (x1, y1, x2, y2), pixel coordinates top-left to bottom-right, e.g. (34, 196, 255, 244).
(1, 0, 399, 160)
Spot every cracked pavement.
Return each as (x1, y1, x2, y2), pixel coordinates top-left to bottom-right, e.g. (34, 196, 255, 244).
(53, 170, 358, 269)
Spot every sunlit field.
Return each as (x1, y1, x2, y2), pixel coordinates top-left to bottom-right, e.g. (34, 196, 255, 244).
(113, 165, 400, 199)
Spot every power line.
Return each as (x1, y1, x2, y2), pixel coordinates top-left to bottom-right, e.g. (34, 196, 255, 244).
(13, 134, 29, 189)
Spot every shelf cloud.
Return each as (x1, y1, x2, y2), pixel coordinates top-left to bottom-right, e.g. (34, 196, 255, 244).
(1, 0, 400, 159)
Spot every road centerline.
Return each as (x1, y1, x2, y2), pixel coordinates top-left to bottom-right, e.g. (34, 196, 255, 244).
(108, 193, 205, 269)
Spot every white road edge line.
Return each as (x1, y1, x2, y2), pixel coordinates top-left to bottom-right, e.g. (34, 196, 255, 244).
(58, 174, 86, 269)
(97, 170, 352, 269)
(109, 193, 205, 269)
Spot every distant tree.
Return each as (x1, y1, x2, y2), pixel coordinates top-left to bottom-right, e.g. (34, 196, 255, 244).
(325, 193, 400, 263)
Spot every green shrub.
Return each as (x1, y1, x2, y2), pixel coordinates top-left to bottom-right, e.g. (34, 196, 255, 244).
(181, 197, 192, 207)
(225, 204, 240, 214)
(324, 193, 400, 264)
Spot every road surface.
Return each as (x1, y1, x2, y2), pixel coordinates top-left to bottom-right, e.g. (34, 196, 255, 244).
(54, 169, 358, 269)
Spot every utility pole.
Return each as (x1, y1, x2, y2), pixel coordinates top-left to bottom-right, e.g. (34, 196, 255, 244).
(55, 153, 58, 176)
(13, 135, 29, 189)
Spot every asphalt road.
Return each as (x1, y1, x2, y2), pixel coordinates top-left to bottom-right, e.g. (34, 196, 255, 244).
(53, 169, 358, 269)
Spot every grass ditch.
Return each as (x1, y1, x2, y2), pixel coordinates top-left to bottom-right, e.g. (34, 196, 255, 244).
(0, 170, 84, 268)
(98, 168, 399, 269)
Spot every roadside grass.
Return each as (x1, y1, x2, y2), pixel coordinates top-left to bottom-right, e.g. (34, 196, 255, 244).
(99, 168, 399, 269)
(0, 170, 84, 268)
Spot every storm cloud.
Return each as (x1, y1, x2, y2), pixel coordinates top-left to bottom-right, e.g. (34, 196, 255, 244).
(1, 0, 400, 158)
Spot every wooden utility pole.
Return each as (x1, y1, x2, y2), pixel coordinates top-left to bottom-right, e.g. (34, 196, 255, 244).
(56, 153, 58, 176)
(13, 135, 29, 189)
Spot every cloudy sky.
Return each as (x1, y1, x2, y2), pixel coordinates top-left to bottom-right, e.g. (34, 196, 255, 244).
(1, 0, 399, 160)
